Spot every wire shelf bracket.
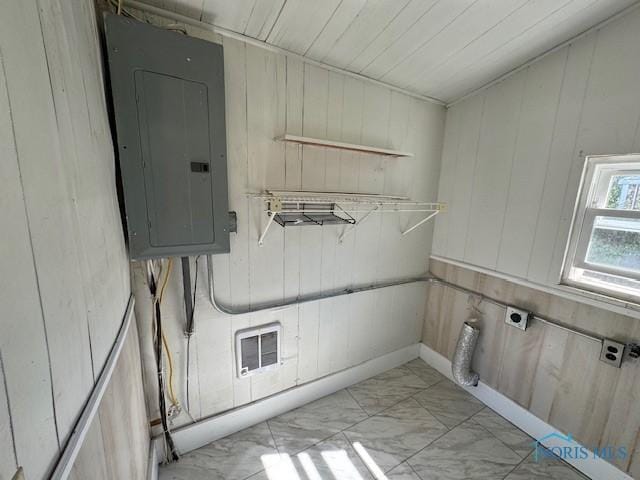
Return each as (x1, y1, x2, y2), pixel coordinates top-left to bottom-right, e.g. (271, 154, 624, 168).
(250, 190, 446, 246)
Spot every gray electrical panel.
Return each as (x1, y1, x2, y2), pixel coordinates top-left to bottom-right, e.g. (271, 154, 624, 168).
(104, 14, 230, 259)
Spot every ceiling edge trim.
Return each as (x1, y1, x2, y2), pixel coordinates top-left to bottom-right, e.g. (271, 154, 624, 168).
(446, 1, 640, 108)
(123, 0, 447, 107)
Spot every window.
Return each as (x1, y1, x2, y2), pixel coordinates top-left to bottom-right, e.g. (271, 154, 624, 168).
(235, 323, 281, 377)
(562, 155, 640, 300)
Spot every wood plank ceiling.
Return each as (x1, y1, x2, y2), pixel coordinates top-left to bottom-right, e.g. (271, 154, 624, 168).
(141, 0, 638, 103)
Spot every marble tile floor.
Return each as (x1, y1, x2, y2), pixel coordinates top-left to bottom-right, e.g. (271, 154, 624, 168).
(160, 359, 588, 480)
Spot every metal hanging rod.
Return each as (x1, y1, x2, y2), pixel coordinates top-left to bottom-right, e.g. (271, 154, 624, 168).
(250, 190, 445, 207)
(205, 256, 614, 346)
(255, 207, 443, 213)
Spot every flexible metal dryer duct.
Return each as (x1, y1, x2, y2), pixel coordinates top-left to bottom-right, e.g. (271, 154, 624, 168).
(451, 321, 480, 387)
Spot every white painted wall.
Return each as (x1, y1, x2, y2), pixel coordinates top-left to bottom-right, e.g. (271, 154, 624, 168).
(432, 6, 640, 294)
(130, 13, 445, 430)
(0, 1, 139, 478)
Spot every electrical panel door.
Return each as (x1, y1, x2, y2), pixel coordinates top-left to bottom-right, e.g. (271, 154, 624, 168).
(105, 14, 229, 259)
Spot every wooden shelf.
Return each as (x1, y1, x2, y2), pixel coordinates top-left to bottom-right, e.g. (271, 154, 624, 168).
(275, 134, 413, 158)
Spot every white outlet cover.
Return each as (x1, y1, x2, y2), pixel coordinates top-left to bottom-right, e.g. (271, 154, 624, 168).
(600, 339, 624, 368)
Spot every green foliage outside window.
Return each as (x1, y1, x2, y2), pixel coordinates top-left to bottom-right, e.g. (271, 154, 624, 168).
(589, 175, 640, 272)
(606, 175, 640, 210)
(588, 228, 640, 271)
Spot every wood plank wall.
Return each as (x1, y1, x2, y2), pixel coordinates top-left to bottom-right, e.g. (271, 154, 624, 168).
(0, 1, 148, 478)
(127, 9, 445, 432)
(432, 6, 640, 288)
(69, 322, 149, 480)
(428, 7, 640, 479)
(424, 259, 640, 477)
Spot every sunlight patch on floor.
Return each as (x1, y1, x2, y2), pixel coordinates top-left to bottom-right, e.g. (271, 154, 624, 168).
(322, 449, 364, 479)
(261, 445, 383, 480)
(261, 453, 299, 479)
(297, 452, 322, 480)
(353, 442, 388, 479)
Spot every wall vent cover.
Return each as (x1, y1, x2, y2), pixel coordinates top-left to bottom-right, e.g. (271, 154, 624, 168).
(235, 323, 281, 377)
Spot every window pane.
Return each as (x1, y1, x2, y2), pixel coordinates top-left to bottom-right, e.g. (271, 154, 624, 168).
(585, 216, 640, 273)
(606, 175, 640, 210)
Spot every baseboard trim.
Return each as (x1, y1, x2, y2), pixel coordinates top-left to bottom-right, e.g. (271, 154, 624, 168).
(419, 343, 632, 480)
(154, 343, 420, 460)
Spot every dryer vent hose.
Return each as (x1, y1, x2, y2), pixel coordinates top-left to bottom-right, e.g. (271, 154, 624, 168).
(451, 321, 480, 387)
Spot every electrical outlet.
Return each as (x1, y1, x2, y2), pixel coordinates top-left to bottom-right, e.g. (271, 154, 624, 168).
(600, 339, 625, 368)
(505, 306, 530, 331)
(628, 343, 640, 359)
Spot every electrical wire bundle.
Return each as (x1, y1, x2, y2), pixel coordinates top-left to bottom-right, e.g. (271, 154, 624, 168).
(147, 259, 180, 463)
(185, 256, 199, 414)
(109, 0, 143, 20)
(110, 0, 187, 33)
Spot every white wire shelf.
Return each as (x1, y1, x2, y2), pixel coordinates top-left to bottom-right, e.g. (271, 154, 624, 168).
(275, 134, 414, 158)
(249, 190, 446, 245)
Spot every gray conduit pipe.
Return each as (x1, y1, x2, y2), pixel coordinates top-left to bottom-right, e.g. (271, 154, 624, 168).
(451, 321, 480, 386)
(206, 255, 429, 315)
(205, 256, 609, 347)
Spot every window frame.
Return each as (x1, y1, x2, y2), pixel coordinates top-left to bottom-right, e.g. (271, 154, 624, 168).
(561, 154, 640, 299)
